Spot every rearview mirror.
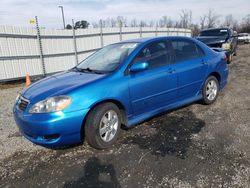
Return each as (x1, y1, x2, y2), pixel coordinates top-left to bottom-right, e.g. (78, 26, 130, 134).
(130, 62, 149, 73)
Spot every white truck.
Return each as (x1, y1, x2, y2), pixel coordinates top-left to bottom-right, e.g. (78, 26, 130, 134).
(238, 33, 250, 44)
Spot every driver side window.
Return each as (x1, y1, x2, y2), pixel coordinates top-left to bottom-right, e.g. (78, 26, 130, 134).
(133, 41, 172, 69)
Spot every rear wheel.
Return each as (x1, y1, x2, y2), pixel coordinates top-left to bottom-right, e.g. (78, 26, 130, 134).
(202, 76, 219, 105)
(227, 53, 233, 64)
(84, 102, 121, 149)
(233, 51, 237, 56)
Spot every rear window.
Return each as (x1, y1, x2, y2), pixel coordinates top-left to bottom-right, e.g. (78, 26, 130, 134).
(200, 29, 228, 37)
(171, 40, 204, 62)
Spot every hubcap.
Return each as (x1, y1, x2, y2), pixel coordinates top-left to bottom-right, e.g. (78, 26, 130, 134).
(99, 110, 118, 142)
(206, 80, 218, 101)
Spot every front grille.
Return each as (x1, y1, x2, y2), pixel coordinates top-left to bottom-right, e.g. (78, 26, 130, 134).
(18, 97, 29, 111)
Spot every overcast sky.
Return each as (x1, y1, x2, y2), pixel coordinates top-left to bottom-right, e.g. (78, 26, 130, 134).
(0, 0, 249, 28)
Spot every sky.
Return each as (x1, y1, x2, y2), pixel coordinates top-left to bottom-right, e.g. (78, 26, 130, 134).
(0, 0, 249, 28)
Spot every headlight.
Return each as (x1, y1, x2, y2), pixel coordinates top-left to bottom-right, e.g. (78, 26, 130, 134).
(15, 93, 21, 102)
(222, 43, 231, 50)
(29, 96, 72, 113)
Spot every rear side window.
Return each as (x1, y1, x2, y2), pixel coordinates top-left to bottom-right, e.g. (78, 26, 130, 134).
(170, 40, 204, 62)
(133, 41, 173, 69)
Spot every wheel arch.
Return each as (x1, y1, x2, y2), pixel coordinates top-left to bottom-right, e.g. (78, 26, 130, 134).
(208, 72, 221, 86)
(80, 99, 128, 141)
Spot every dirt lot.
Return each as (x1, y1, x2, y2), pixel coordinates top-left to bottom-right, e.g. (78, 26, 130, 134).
(0, 45, 250, 188)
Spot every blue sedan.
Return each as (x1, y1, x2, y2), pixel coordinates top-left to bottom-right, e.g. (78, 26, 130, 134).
(13, 36, 229, 149)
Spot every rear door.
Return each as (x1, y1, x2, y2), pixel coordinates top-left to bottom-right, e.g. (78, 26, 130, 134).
(128, 40, 178, 116)
(169, 39, 208, 100)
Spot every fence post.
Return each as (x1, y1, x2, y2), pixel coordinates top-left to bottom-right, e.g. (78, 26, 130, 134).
(176, 28, 179, 36)
(72, 19, 78, 65)
(100, 19, 104, 47)
(155, 24, 158, 36)
(139, 22, 142, 38)
(119, 20, 122, 41)
(35, 16, 46, 77)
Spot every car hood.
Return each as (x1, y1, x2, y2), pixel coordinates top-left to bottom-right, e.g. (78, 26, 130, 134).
(196, 36, 227, 45)
(22, 70, 105, 103)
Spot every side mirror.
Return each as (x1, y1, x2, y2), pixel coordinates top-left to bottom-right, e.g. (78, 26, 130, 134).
(130, 62, 149, 73)
(233, 31, 238, 37)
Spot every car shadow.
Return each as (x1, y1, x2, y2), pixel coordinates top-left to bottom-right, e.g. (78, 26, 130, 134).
(64, 157, 121, 188)
(122, 109, 205, 159)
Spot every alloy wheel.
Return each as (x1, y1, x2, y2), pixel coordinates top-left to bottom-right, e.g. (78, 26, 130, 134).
(206, 80, 218, 101)
(99, 110, 119, 142)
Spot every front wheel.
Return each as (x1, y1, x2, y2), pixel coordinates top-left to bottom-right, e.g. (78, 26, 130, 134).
(84, 102, 121, 149)
(202, 76, 219, 105)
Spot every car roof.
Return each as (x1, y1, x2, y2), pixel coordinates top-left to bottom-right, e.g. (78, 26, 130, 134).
(201, 27, 230, 32)
(117, 36, 193, 44)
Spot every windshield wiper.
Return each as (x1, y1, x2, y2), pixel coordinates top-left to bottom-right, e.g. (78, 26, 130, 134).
(76, 67, 105, 74)
(71, 67, 81, 72)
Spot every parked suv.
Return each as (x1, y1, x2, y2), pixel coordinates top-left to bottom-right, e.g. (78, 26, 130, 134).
(196, 28, 238, 63)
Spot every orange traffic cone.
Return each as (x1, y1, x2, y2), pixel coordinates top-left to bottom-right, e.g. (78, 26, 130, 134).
(26, 74, 31, 87)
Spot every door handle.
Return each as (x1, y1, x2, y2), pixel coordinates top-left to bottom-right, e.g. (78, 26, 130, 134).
(168, 68, 176, 74)
(201, 61, 208, 65)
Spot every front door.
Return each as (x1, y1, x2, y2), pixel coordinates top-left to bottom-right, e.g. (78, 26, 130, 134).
(128, 41, 178, 116)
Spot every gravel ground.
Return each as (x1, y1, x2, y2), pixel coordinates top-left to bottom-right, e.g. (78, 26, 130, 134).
(0, 45, 250, 187)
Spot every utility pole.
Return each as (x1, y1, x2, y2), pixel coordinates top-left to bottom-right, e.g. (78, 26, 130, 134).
(58, 5, 66, 29)
(72, 19, 78, 65)
(35, 16, 45, 76)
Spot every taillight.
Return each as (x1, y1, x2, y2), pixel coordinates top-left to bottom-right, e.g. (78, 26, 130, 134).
(224, 55, 228, 62)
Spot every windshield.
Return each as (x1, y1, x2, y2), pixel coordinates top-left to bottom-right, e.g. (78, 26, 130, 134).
(76, 42, 139, 73)
(200, 29, 228, 37)
(238, 33, 248, 37)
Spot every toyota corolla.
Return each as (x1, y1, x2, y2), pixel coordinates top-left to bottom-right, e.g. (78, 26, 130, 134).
(13, 36, 229, 149)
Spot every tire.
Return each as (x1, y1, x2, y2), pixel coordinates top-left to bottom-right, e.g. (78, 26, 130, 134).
(84, 102, 121, 149)
(227, 53, 233, 64)
(202, 76, 219, 105)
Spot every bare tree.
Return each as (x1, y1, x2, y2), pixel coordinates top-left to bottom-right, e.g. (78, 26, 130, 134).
(140, 20, 148, 27)
(206, 9, 220, 28)
(222, 15, 239, 31)
(224, 14, 234, 27)
(149, 20, 155, 27)
(92, 22, 99, 28)
(130, 18, 138, 27)
(191, 24, 200, 37)
(232, 20, 239, 31)
(200, 15, 206, 29)
(117, 16, 127, 27)
(161, 16, 168, 27)
(159, 16, 174, 28)
(110, 18, 116, 27)
(104, 18, 111, 27)
(179, 9, 192, 28)
(240, 14, 250, 32)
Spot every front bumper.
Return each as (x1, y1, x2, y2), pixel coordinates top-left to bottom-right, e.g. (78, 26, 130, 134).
(13, 106, 89, 147)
